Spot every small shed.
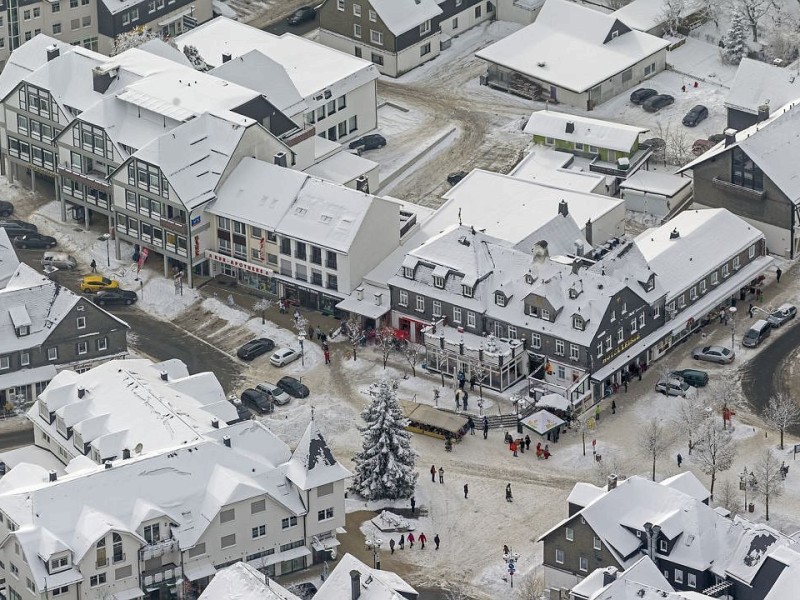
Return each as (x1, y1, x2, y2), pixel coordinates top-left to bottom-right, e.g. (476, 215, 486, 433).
(400, 401, 469, 440)
(619, 171, 693, 219)
(521, 409, 565, 437)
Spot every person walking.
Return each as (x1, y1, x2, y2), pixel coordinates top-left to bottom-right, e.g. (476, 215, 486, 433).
(419, 532, 427, 550)
(90, 259, 97, 273)
(510, 441, 518, 457)
(677, 453, 683, 467)
(390, 539, 396, 554)
(749, 303, 754, 318)
(623, 377, 628, 392)
(316, 326, 323, 340)
(612, 399, 617, 414)
(307, 325, 314, 340)
(525, 435, 531, 451)
(468, 416, 475, 435)
(506, 483, 513, 502)
(464, 483, 469, 499)
(408, 533, 415, 548)
(293, 309, 300, 324)
(455, 389, 462, 411)
(462, 390, 469, 412)
(399, 534, 405, 550)
(434, 534, 440, 550)
(438, 467, 444, 483)
(595, 403, 601, 422)
(470, 374, 476, 391)
(777, 267, 782, 283)
(324, 349, 331, 365)
(483, 416, 489, 439)
(430, 465, 436, 483)
(410, 496, 416, 514)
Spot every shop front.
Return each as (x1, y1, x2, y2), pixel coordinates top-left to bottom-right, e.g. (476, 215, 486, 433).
(205, 250, 275, 295)
(278, 279, 344, 318)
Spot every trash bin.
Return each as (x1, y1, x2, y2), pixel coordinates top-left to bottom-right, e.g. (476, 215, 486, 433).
(748, 502, 755, 513)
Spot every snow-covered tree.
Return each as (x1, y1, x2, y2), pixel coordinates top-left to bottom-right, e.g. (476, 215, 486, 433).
(660, 0, 686, 36)
(721, 11, 748, 63)
(753, 449, 784, 520)
(693, 420, 736, 499)
(638, 417, 671, 481)
(112, 27, 159, 56)
(253, 297, 272, 325)
(182, 44, 209, 71)
(351, 380, 418, 500)
(715, 478, 740, 517)
(763, 392, 800, 450)
(673, 396, 711, 455)
(707, 375, 742, 430)
(344, 315, 364, 360)
(404, 344, 422, 377)
(732, 0, 775, 42)
(375, 326, 397, 369)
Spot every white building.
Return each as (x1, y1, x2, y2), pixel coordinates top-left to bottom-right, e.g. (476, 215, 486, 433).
(29, 358, 238, 465)
(315, 553, 419, 599)
(0, 419, 349, 599)
(508, 147, 610, 195)
(198, 561, 300, 600)
(619, 171, 693, 219)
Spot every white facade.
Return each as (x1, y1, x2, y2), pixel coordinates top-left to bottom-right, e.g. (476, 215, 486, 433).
(494, 0, 544, 25)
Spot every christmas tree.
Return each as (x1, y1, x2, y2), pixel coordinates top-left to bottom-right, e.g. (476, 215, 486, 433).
(351, 380, 418, 500)
(721, 12, 747, 64)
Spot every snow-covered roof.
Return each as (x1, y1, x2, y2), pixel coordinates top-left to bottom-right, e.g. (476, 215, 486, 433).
(762, 546, 800, 600)
(135, 39, 193, 67)
(0, 229, 19, 289)
(508, 147, 608, 194)
(0, 35, 74, 101)
(439, 169, 623, 246)
(522, 409, 564, 434)
(21, 47, 108, 113)
(611, 0, 704, 32)
(724, 520, 795, 585)
(576, 557, 672, 600)
(315, 553, 418, 600)
(660, 472, 710, 503)
(524, 110, 648, 153)
(198, 562, 300, 600)
(31, 358, 238, 462)
(725, 58, 800, 116)
(619, 171, 691, 197)
(132, 112, 255, 209)
(176, 18, 380, 98)
(285, 421, 351, 491)
(476, 0, 669, 93)
(304, 150, 378, 186)
(567, 481, 605, 509)
(368, 0, 442, 36)
(635, 209, 763, 300)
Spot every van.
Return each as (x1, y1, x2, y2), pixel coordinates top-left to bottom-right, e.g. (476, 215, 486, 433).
(742, 319, 771, 348)
(41, 252, 77, 270)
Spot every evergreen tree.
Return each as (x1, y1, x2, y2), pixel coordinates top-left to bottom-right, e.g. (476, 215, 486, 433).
(722, 11, 748, 64)
(111, 27, 159, 56)
(183, 44, 210, 72)
(351, 380, 418, 500)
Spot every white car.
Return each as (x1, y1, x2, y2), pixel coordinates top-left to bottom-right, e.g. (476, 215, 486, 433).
(269, 348, 301, 367)
(255, 382, 291, 405)
(655, 376, 697, 398)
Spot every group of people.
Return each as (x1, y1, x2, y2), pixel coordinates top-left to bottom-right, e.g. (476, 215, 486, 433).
(387, 532, 441, 552)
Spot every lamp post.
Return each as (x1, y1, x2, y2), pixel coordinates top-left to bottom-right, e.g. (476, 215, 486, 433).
(502, 547, 520, 588)
(729, 306, 737, 350)
(100, 233, 111, 267)
(740, 466, 750, 511)
(511, 394, 522, 434)
(365, 534, 383, 569)
(298, 333, 305, 367)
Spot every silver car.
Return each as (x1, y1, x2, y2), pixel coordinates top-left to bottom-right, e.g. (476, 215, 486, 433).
(255, 382, 290, 406)
(692, 345, 735, 364)
(768, 303, 797, 328)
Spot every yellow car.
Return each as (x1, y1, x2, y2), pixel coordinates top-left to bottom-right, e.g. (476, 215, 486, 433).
(80, 275, 120, 293)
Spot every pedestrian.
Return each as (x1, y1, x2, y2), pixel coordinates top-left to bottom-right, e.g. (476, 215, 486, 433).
(693, 81, 698, 88)
(623, 377, 628, 393)
(592, 439, 597, 455)
(308, 325, 314, 339)
(612, 399, 617, 414)
(430, 465, 436, 483)
(470, 374, 476, 391)
(503, 544, 510, 555)
(777, 267, 782, 283)
(506, 483, 513, 502)
(399, 534, 405, 550)
(390, 539, 396, 554)
(455, 389, 462, 411)
(408, 533, 415, 548)
(681, 84, 686, 92)
(464, 483, 469, 499)
(419, 532, 427, 550)
(438, 466, 444, 483)
(595, 403, 601, 422)
(483, 419, 489, 439)
(677, 453, 683, 467)
(524, 435, 531, 451)
(316, 326, 323, 340)
(293, 309, 300, 324)
(749, 303, 754, 318)
(511, 441, 518, 457)
(324, 349, 331, 365)
(637, 365, 642, 381)
(468, 416, 475, 435)
(90, 259, 97, 273)
(434, 534, 440, 550)
(410, 496, 416, 514)
(462, 390, 469, 411)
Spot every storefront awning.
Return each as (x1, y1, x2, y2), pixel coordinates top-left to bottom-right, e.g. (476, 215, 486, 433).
(252, 546, 312, 568)
(183, 560, 216, 581)
(312, 537, 341, 552)
(0, 364, 57, 390)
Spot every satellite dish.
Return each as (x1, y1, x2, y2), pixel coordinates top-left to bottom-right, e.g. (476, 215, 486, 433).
(134, 443, 143, 454)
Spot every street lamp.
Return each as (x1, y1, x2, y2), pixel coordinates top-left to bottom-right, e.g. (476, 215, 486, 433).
(740, 466, 751, 512)
(365, 534, 383, 569)
(298, 333, 306, 367)
(729, 306, 737, 350)
(502, 547, 520, 588)
(511, 394, 522, 434)
(99, 233, 111, 267)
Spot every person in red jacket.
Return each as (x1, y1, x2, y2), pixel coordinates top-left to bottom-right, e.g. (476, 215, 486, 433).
(419, 532, 427, 549)
(408, 532, 415, 548)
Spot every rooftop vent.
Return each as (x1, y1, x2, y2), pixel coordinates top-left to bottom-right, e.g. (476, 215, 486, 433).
(356, 287, 364, 301)
(274, 152, 288, 168)
(670, 228, 680, 240)
(122, 448, 131, 460)
(457, 236, 471, 247)
(48, 470, 57, 482)
(160, 371, 169, 381)
(104, 461, 112, 469)
(724, 128, 738, 147)
(565, 121, 575, 134)
(77, 387, 86, 399)
(374, 292, 382, 306)
(558, 200, 568, 217)
(757, 103, 770, 123)
(355, 175, 369, 194)
(350, 570, 361, 600)
(222, 52, 232, 63)
(46, 44, 60, 62)
(537, 61, 546, 68)
(223, 435, 231, 448)
(211, 419, 219, 429)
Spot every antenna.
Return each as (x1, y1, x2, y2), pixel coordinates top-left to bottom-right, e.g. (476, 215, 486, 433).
(458, 208, 462, 226)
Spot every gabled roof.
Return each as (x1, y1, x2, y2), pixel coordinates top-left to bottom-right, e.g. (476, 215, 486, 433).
(285, 421, 351, 490)
(725, 58, 800, 116)
(369, 0, 442, 36)
(199, 562, 300, 600)
(0, 35, 74, 100)
(20, 47, 108, 113)
(524, 110, 648, 153)
(660, 472, 710, 503)
(314, 553, 418, 600)
(761, 545, 800, 600)
(0, 229, 20, 289)
(476, 0, 669, 93)
(612, 0, 704, 32)
(574, 556, 672, 600)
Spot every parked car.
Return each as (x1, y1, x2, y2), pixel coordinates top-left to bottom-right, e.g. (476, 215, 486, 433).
(95, 289, 138, 306)
(226, 401, 253, 424)
(236, 338, 275, 361)
(742, 319, 771, 348)
(682, 105, 709, 127)
(270, 347, 301, 367)
(41, 252, 77, 270)
(240, 388, 273, 414)
(0, 219, 37, 239)
(79, 275, 119, 293)
(14, 233, 57, 249)
(349, 134, 386, 152)
(256, 382, 291, 406)
(670, 368, 709, 387)
(768, 303, 797, 328)
(277, 376, 309, 398)
(287, 5, 316, 25)
(655, 376, 696, 397)
(447, 170, 468, 186)
(642, 94, 675, 113)
(630, 88, 658, 105)
(692, 345, 735, 364)
(0, 201, 13, 217)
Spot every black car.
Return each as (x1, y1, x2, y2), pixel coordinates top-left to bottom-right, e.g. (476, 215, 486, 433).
(682, 105, 709, 127)
(0, 201, 13, 217)
(447, 170, 468, 186)
(287, 6, 316, 25)
(95, 289, 138, 306)
(642, 94, 675, 113)
(630, 88, 658, 105)
(241, 388, 274, 414)
(236, 337, 275, 361)
(277, 376, 310, 398)
(12, 233, 57, 249)
(0, 219, 37, 239)
(349, 134, 386, 152)
(226, 401, 253, 424)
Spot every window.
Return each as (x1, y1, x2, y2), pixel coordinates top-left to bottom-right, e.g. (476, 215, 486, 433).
(23, 9, 30, 20)
(605, 336, 612, 352)
(572, 315, 583, 330)
(544, 137, 555, 145)
(579, 556, 588, 572)
(453, 307, 462, 323)
(399, 290, 408, 307)
(337, 0, 344, 10)
(644, 62, 656, 75)
(630, 318, 637, 333)
(349, 115, 358, 132)
(187, 543, 206, 558)
(219, 508, 235, 523)
(281, 516, 297, 529)
(495, 293, 506, 306)
(90, 574, 106, 587)
(475, 4, 482, 17)
(575, 142, 584, 150)
(371, 53, 384, 66)
(432, 300, 441, 316)
(96, 538, 107, 568)
(76, 342, 87, 355)
(687, 573, 696, 588)
(52, 2, 60, 11)
(143, 524, 160, 543)
(318, 483, 334, 496)
(252, 525, 266, 538)
(326, 251, 337, 270)
(353, 23, 361, 37)
(26, 579, 36, 594)
(0, 357, 8, 370)
(47, 347, 58, 361)
(10, 562, 18, 577)
(76, 316, 86, 329)
(531, 332, 541, 349)
(115, 565, 132, 580)
(555, 339, 564, 355)
(722, 264, 729, 278)
(295, 241, 307, 260)
(148, 0, 155, 11)
(674, 569, 683, 584)
(596, 344, 603, 358)
(52, 587, 69, 596)
(112, 533, 123, 563)
(749, 245, 756, 259)
(711, 272, 719, 285)
(415, 295, 425, 312)
(433, 275, 445, 288)
(369, 9, 376, 21)
(565, 527, 574, 541)
(353, 3, 360, 16)
(462, 285, 473, 297)
(731, 147, 763, 191)
(420, 19, 431, 35)
(541, 308, 550, 320)
(52, 23, 61, 34)
(570, 344, 579, 361)
(317, 507, 334, 521)
(733, 256, 740, 270)
(251, 499, 266, 513)
(593, 536, 601, 550)
(370, 30, 383, 45)
(659, 539, 668, 552)
(555, 549, 564, 564)
(220, 534, 236, 548)
(616, 328, 623, 343)
(467, 312, 476, 328)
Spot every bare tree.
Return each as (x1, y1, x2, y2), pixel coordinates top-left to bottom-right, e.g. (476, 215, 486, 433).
(344, 315, 364, 360)
(654, 122, 694, 166)
(661, 0, 686, 36)
(715, 478, 740, 518)
(253, 298, 273, 325)
(638, 417, 671, 481)
(594, 449, 628, 486)
(515, 571, 545, 600)
(605, 0, 629, 9)
(376, 326, 397, 369)
(445, 584, 470, 600)
(707, 375, 742, 430)
(753, 449, 784, 520)
(404, 344, 422, 377)
(763, 392, 800, 450)
(731, 0, 776, 42)
(470, 360, 489, 399)
(574, 417, 589, 457)
(673, 396, 711, 455)
(693, 420, 737, 499)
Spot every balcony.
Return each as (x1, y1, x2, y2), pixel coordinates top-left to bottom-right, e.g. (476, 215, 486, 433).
(160, 216, 187, 234)
(712, 177, 766, 200)
(142, 563, 181, 589)
(58, 164, 111, 192)
(141, 538, 179, 560)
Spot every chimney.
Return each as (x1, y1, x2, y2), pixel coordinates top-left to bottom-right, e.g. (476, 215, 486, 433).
(46, 44, 60, 62)
(374, 292, 382, 306)
(273, 152, 288, 167)
(602, 567, 618, 586)
(574, 239, 584, 257)
(558, 200, 568, 217)
(211, 419, 219, 429)
(670, 228, 680, 240)
(122, 448, 131, 460)
(223, 435, 231, 448)
(48, 470, 57, 482)
(724, 128, 737, 147)
(757, 103, 770, 122)
(350, 570, 361, 600)
(565, 121, 575, 134)
(77, 387, 86, 399)
(607, 473, 617, 490)
(356, 287, 364, 301)
(222, 52, 232, 63)
(585, 219, 593, 246)
(355, 175, 369, 194)
(104, 461, 112, 469)
(92, 66, 117, 94)
(160, 371, 169, 381)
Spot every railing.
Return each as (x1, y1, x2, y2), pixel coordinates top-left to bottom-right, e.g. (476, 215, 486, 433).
(160, 216, 187, 233)
(58, 164, 111, 191)
(712, 177, 766, 200)
(141, 538, 179, 560)
(142, 563, 181, 588)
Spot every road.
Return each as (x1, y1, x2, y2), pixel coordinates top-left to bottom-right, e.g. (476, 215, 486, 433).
(0, 426, 34, 451)
(264, 12, 319, 36)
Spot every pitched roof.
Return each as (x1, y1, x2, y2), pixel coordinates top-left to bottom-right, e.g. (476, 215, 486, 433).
(0, 35, 74, 100)
(476, 0, 669, 93)
(285, 421, 351, 490)
(0, 229, 19, 289)
(660, 472, 710, 503)
(611, 0, 704, 32)
(725, 58, 800, 116)
(314, 553, 417, 600)
(199, 562, 300, 600)
(524, 110, 648, 153)
(369, 0, 442, 36)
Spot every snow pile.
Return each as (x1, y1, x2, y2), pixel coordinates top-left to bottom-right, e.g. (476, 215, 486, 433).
(371, 510, 413, 532)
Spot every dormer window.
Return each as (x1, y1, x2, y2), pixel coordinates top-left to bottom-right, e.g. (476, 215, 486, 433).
(541, 308, 550, 321)
(462, 285, 474, 298)
(495, 293, 506, 307)
(527, 305, 539, 317)
(572, 315, 584, 330)
(403, 267, 414, 279)
(610, 310, 616, 322)
(16, 326, 29, 337)
(659, 539, 668, 553)
(49, 554, 70, 574)
(525, 274, 534, 284)
(433, 275, 445, 288)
